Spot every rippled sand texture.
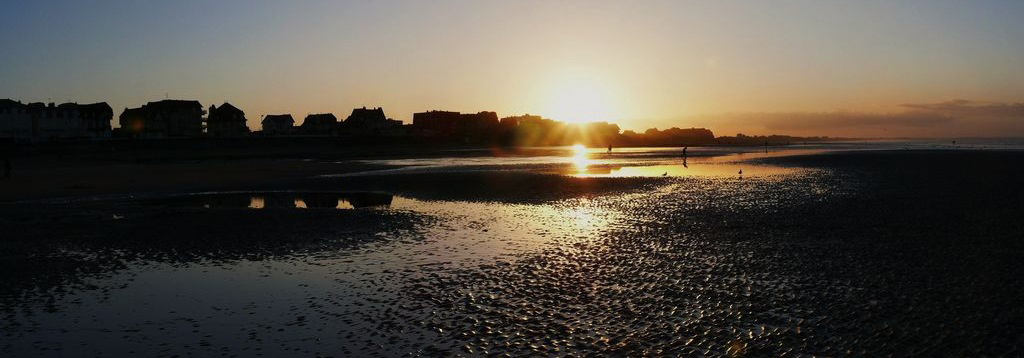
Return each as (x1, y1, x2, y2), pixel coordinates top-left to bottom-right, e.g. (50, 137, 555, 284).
(1, 150, 1022, 356)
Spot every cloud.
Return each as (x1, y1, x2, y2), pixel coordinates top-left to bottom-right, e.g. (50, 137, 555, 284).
(733, 111, 954, 130)
(683, 111, 956, 137)
(675, 100, 1024, 137)
(900, 99, 1024, 117)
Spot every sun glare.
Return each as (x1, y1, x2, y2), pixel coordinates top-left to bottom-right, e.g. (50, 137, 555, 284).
(571, 144, 589, 172)
(541, 70, 620, 124)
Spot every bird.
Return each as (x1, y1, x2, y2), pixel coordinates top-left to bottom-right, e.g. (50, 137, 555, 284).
(738, 169, 743, 175)
(662, 172, 668, 177)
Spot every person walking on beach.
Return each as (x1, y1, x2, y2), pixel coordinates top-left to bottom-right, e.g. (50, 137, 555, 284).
(608, 144, 613, 153)
(683, 146, 688, 157)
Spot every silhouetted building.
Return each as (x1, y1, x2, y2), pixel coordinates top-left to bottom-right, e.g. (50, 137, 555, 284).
(300, 113, 337, 135)
(1, 101, 113, 141)
(119, 100, 205, 138)
(261, 114, 294, 135)
(412, 110, 498, 141)
(580, 121, 621, 146)
(412, 110, 459, 135)
(500, 114, 552, 128)
(498, 114, 567, 146)
(75, 103, 114, 138)
(342, 107, 403, 135)
(206, 102, 250, 137)
(621, 127, 716, 146)
(0, 99, 32, 141)
(498, 115, 523, 128)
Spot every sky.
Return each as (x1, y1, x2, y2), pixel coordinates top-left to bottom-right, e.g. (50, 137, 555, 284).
(2, 0, 1023, 137)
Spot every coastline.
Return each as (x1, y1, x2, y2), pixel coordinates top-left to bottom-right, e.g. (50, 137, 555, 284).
(2, 142, 1021, 203)
(0, 142, 789, 202)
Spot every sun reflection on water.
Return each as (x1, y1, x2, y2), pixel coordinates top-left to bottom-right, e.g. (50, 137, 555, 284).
(388, 195, 618, 256)
(572, 164, 798, 178)
(570, 144, 590, 173)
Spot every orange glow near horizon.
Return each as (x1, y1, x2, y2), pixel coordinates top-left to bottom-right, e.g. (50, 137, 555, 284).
(539, 69, 622, 124)
(6, 2, 1024, 138)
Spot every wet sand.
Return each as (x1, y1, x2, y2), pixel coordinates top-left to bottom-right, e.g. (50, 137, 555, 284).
(1, 149, 1022, 356)
(0, 158, 395, 202)
(0, 144, 821, 202)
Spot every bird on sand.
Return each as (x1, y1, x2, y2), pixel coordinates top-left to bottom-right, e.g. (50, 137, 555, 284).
(662, 172, 668, 177)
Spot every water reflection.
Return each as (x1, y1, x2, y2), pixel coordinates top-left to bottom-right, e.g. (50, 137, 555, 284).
(570, 144, 591, 172)
(248, 196, 265, 209)
(159, 192, 394, 210)
(560, 145, 806, 178)
(0, 188, 629, 356)
(572, 163, 797, 178)
(336, 146, 826, 179)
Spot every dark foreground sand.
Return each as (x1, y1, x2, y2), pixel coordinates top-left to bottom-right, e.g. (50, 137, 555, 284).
(0, 158, 393, 202)
(0, 150, 1022, 356)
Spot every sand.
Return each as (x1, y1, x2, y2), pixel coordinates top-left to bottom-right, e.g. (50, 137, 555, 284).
(0, 149, 1021, 356)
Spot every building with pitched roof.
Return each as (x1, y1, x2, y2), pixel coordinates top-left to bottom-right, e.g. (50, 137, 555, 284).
(342, 107, 403, 135)
(206, 102, 250, 137)
(299, 113, 337, 135)
(0, 99, 32, 141)
(261, 114, 295, 135)
(119, 100, 204, 137)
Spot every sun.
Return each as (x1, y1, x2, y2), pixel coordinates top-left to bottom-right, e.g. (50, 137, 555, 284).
(570, 144, 589, 172)
(540, 70, 620, 124)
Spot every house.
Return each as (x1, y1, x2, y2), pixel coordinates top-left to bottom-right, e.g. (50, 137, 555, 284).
(26, 102, 83, 139)
(341, 107, 403, 135)
(299, 113, 337, 135)
(119, 100, 204, 137)
(412, 110, 460, 134)
(0, 99, 32, 141)
(412, 110, 498, 140)
(261, 114, 294, 135)
(1, 101, 113, 141)
(75, 102, 115, 138)
(206, 102, 250, 137)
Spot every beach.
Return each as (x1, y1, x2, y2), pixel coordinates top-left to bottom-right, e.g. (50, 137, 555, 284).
(1, 145, 1022, 356)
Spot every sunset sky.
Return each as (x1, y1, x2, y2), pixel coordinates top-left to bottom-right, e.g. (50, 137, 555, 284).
(2, 0, 1023, 137)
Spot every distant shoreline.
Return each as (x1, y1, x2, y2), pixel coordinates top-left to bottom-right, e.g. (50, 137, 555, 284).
(0, 140, 1018, 203)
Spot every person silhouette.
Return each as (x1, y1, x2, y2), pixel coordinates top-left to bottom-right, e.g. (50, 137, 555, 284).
(683, 146, 688, 157)
(608, 144, 612, 153)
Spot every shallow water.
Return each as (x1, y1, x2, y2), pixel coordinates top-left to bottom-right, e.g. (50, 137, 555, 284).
(1, 189, 636, 356)
(334, 146, 824, 178)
